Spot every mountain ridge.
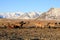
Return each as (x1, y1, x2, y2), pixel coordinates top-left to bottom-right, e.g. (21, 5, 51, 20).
(36, 8, 60, 20)
(0, 12, 41, 19)
(0, 8, 60, 19)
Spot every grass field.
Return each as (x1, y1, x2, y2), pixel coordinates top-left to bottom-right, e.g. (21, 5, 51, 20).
(0, 28, 60, 40)
(0, 19, 60, 40)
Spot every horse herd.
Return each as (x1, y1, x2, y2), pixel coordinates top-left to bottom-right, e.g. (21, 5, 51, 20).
(35, 21, 60, 29)
(0, 21, 26, 29)
(0, 20, 60, 29)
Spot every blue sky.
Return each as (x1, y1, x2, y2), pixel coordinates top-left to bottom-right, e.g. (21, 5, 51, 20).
(0, 0, 60, 12)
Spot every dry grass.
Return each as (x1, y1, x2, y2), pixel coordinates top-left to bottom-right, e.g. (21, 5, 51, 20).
(0, 28, 60, 40)
(0, 19, 60, 40)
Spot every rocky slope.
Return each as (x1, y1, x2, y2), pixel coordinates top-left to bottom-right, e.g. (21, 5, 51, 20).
(36, 8, 60, 20)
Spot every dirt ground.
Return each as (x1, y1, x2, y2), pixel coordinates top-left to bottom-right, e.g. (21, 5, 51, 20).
(0, 28, 60, 40)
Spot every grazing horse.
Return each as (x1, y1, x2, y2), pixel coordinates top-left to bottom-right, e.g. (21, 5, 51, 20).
(47, 22, 57, 29)
(19, 21, 26, 28)
(13, 23, 20, 29)
(34, 22, 47, 28)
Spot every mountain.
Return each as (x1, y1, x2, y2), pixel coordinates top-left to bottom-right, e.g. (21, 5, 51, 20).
(36, 8, 60, 20)
(19, 13, 31, 19)
(0, 12, 40, 19)
(1, 8, 60, 19)
(0, 12, 24, 19)
(19, 12, 40, 19)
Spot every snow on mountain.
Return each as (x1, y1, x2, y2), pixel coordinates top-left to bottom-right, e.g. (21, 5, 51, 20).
(19, 12, 41, 19)
(0, 12, 40, 19)
(0, 13, 6, 18)
(0, 12, 24, 19)
(1, 8, 60, 20)
(28, 12, 40, 18)
(19, 13, 30, 19)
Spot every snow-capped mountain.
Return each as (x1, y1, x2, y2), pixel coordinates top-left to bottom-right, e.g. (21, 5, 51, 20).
(19, 12, 40, 19)
(36, 8, 60, 20)
(1, 8, 60, 20)
(19, 13, 31, 19)
(0, 12, 24, 19)
(0, 12, 40, 19)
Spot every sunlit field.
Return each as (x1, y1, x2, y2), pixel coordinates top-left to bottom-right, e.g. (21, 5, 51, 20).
(0, 19, 60, 40)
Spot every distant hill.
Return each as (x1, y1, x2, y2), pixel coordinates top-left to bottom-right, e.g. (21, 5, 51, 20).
(0, 8, 60, 20)
(36, 8, 60, 20)
(0, 12, 41, 19)
(19, 12, 40, 19)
